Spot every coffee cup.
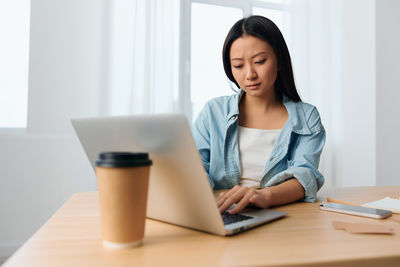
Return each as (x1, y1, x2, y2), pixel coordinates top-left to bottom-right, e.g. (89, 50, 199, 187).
(95, 152, 152, 249)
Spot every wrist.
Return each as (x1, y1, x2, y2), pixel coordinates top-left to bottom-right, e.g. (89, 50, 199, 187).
(259, 187, 273, 208)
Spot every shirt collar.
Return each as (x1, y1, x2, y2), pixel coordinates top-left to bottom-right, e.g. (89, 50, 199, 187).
(227, 90, 311, 135)
(226, 89, 244, 123)
(283, 95, 311, 135)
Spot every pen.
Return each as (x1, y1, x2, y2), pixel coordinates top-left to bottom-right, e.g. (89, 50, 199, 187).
(326, 197, 358, 206)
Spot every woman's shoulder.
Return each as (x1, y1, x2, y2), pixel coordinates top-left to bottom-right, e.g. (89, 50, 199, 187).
(297, 100, 319, 115)
(194, 93, 239, 131)
(201, 93, 240, 115)
(284, 96, 317, 111)
(284, 97, 323, 133)
(205, 93, 239, 107)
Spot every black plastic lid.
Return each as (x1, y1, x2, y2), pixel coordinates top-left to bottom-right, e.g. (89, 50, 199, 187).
(95, 152, 152, 168)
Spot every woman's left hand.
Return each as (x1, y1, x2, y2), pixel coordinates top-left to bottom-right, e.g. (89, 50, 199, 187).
(217, 185, 272, 214)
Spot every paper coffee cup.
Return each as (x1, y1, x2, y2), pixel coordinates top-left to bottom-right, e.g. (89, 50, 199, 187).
(95, 152, 152, 249)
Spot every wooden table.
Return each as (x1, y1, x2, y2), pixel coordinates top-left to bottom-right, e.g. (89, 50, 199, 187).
(4, 186, 400, 267)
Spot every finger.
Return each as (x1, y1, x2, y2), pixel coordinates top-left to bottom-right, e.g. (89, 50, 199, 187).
(229, 189, 255, 214)
(217, 186, 240, 207)
(219, 187, 248, 213)
(219, 191, 243, 213)
(218, 192, 225, 201)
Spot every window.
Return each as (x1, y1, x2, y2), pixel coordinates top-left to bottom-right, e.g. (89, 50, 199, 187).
(190, 3, 242, 120)
(0, 0, 31, 128)
(181, 0, 286, 122)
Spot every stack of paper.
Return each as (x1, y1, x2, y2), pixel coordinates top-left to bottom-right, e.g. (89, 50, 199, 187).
(362, 197, 400, 214)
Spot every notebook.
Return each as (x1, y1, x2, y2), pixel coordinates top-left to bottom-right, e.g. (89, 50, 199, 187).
(362, 197, 400, 214)
(71, 113, 287, 235)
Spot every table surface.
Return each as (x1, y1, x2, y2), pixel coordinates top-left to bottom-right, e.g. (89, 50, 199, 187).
(4, 186, 400, 267)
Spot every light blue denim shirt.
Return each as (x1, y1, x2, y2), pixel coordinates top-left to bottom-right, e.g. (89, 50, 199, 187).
(192, 90, 325, 202)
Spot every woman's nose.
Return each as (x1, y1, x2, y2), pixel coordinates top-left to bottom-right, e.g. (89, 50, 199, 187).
(245, 66, 257, 80)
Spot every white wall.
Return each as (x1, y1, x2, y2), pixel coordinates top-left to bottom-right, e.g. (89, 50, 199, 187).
(331, 0, 400, 187)
(335, 0, 376, 187)
(0, 0, 107, 257)
(376, 0, 400, 185)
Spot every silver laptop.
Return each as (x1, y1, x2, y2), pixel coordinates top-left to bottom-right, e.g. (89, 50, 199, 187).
(71, 114, 287, 236)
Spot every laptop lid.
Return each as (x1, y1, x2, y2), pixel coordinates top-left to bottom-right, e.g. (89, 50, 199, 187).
(72, 114, 226, 235)
(71, 114, 286, 236)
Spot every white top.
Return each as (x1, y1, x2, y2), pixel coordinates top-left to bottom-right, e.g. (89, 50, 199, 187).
(238, 126, 281, 188)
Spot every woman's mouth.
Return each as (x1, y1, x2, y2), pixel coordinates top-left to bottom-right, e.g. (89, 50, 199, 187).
(246, 82, 261, 89)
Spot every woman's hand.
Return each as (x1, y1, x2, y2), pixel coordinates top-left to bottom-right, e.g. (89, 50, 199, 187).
(217, 179, 305, 214)
(217, 185, 272, 214)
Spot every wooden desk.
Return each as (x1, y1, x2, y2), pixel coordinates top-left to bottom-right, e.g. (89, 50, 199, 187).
(4, 186, 400, 267)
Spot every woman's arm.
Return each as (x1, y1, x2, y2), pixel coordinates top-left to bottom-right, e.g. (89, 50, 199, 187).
(217, 178, 304, 214)
(266, 107, 325, 202)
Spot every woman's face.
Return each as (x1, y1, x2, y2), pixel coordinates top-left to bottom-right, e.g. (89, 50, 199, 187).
(230, 35, 278, 98)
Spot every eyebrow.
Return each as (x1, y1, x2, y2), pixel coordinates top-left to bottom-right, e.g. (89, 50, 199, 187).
(231, 51, 268, 61)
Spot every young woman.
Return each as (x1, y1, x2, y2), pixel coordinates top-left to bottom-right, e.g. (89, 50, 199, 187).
(192, 15, 325, 215)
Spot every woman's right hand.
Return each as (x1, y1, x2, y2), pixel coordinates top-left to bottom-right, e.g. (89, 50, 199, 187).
(217, 185, 272, 214)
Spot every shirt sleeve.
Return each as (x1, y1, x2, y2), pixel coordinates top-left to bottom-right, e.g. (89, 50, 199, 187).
(191, 103, 215, 188)
(265, 107, 326, 202)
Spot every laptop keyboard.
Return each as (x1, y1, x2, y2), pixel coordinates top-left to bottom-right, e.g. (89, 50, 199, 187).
(221, 211, 254, 225)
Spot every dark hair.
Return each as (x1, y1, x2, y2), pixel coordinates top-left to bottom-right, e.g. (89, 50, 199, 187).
(222, 15, 301, 102)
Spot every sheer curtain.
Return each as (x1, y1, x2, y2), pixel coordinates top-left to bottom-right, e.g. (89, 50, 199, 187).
(285, 0, 342, 187)
(108, 0, 179, 115)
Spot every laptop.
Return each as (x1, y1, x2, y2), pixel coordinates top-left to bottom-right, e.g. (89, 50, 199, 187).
(71, 113, 287, 236)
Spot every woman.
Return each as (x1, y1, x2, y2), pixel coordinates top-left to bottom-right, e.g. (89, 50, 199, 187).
(192, 15, 325, 215)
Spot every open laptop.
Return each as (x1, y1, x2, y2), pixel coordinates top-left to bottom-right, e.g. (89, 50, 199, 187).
(71, 113, 287, 236)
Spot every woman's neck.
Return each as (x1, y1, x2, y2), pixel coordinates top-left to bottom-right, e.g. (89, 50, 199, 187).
(240, 91, 281, 114)
(238, 91, 287, 129)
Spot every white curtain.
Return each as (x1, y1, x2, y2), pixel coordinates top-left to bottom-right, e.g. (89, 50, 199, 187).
(108, 0, 179, 115)
(286, 0, 343, 187)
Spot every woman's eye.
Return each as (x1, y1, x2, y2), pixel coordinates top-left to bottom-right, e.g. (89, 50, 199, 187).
(233, 65, 243, 69)
(255, 59, 266, 64)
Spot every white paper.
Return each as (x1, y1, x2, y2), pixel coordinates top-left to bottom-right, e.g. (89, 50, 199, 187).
(362, 197, 400, 214)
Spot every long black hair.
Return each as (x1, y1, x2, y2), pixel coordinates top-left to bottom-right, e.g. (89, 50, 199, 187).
(222, 15, 301, 102)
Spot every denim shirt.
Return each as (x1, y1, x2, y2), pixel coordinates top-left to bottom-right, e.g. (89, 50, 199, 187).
(192, 91, 326, 202)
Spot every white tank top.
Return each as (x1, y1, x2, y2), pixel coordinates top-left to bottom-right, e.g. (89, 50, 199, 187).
(238, 126, 281, 188)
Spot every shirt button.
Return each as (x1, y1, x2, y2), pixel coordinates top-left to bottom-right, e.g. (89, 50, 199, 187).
(231, 115, 237, 120)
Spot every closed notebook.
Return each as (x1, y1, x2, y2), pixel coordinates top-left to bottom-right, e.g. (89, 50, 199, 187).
(362, 197, 400, 214)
